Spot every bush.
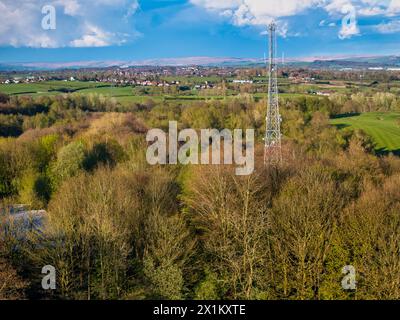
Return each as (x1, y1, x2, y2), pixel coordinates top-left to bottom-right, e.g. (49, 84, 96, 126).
(0, 259, 28, 300)
(52, 141, 86, 184)
(18, 171, 51, 208)
(83, 140, 127, 171)
(0, 93, 10, 104)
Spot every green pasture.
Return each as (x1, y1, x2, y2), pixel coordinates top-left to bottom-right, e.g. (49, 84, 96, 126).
(0, 81, 113, 96)
(331, 112, 400, 154)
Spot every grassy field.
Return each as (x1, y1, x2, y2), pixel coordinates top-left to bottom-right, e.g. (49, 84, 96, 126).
(331, 112, 400, 155)
(0, 81, 114, 96)
(0, 81, 253, 107)
(0, 79, 325, 108)
(0, 82, 164, 105)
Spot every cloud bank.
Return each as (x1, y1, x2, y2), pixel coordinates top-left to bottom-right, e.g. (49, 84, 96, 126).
(191, 0, 400, 39)
(0, 0, 140, 48)
(2, 0, 400, 48)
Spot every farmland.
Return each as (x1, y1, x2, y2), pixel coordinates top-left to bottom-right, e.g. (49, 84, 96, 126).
(0, 81, 113, 95)
(2, 78, 400, 155)
(0, 81, 231, 104)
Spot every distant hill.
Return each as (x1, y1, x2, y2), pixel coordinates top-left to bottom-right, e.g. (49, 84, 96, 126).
(1, 55, 400, 71)
(309, 56, 400, 69)
(0, 57, 264, 71)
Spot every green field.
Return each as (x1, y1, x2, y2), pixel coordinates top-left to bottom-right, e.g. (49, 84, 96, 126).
(331, 112, 400, 155)
(0, 81, 115, 95)
(0, 82, 229, 105)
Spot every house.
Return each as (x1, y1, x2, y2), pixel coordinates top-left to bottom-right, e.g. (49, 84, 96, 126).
(316, 91, 331, 97)
(232, 80, 254, 84)
(309, 90, 331, 97)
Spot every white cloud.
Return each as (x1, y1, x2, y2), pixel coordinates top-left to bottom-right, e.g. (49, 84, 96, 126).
(387, 0, 400, 15)
(70, 25, 115, 47)
(324, 0, 400, 17)
(54, 0, 81, 16)
(190, 0, 242, 11)
(191, 0, 400, 39)
(358, 7, 386, 16)
(320, 20, 337, 27)
(191, 0, 324, 26)
(323, 0, 350, 14)
(376, 19, 400, 33)
(0, 0, 139, 48)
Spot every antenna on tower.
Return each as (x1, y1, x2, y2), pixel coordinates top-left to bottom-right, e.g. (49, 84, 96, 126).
(264, 22, 282, 165)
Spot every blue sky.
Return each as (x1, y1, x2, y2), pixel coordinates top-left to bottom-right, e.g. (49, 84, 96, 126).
(1, 0, 400, 63)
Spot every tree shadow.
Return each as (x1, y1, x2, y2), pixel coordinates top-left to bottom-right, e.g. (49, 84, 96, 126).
(331, 113, 361, 119)
(375, 147, 400, 157)
(332, 124, 351, 130)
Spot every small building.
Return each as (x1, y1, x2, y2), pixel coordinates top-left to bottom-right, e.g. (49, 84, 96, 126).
(232, 80, 254, 84)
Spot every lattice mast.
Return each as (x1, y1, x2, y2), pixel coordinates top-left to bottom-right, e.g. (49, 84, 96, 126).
(264, 22, 282, 165)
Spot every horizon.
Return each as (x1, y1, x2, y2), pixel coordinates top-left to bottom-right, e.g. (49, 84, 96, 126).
(2, 53, 400, 71)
